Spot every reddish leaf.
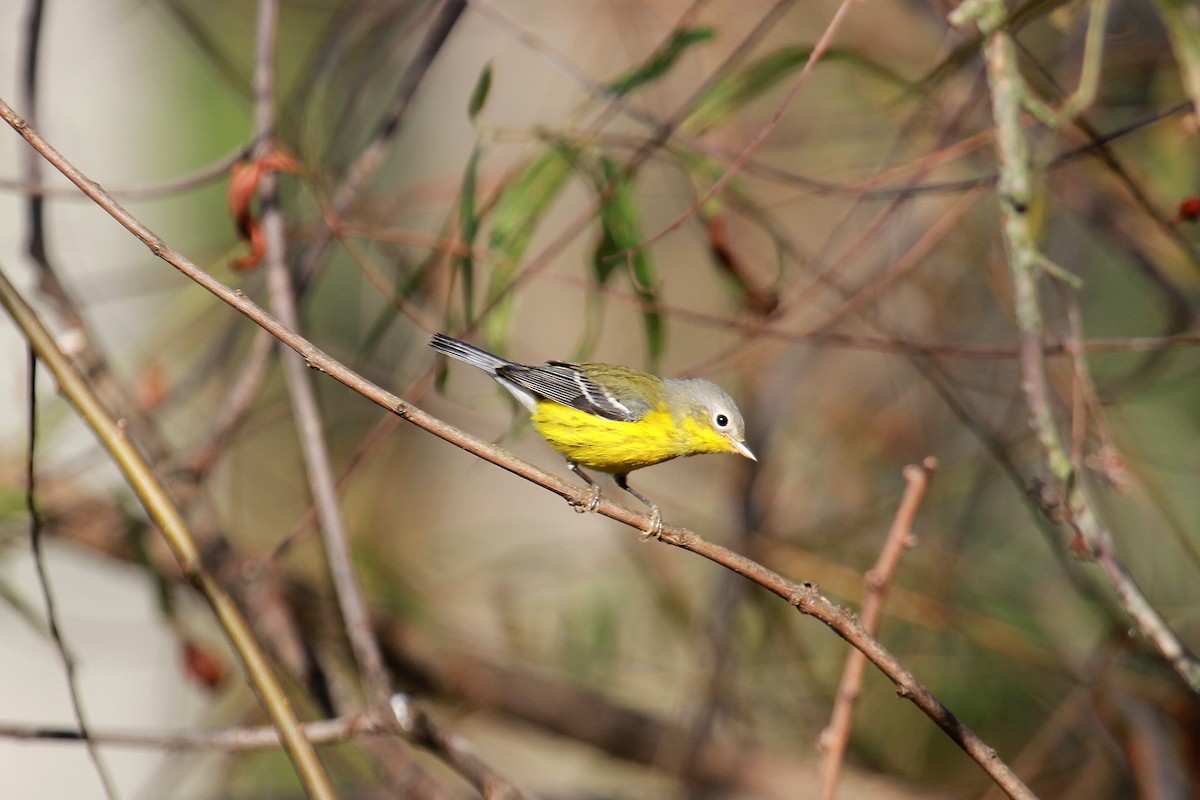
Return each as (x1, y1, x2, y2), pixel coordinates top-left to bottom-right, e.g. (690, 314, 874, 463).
(227, 145, 303, 271)
(182, 638, 229, 692)
(1172, 196, 1200, 224)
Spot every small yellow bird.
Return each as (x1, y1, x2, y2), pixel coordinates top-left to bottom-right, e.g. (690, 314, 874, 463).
(430, 333, 755, 534)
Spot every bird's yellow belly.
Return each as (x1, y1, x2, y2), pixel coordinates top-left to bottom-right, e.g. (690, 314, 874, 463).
(530, 402, 682, 473)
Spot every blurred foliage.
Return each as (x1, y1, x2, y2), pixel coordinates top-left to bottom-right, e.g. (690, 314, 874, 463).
(4, 0, 1200, 799)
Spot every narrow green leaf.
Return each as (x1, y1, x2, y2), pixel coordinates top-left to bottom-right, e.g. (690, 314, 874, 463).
(468, 62, 493, 121)
(686, 45, 912, 132)
(489, 146, 577, 258)
(605, 26, 715, 97)
(685, 46, 811, 133)
(592, 156, 664, 362)
(483, 144, 576, 345)
(458, 145, 482, 321)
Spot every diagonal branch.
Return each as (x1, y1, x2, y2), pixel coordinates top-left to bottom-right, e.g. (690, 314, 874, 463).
(820, 459, 934, 800)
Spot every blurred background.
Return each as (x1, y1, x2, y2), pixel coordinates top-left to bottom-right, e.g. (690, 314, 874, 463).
(2, 1, 1200, 798)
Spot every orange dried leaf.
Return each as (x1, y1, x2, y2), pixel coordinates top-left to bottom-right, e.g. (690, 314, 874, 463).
(182, 638, 229, 692)
(227, 144, 303, 270)
(136, 362, 168, 412)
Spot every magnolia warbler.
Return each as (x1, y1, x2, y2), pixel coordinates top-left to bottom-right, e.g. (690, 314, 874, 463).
(430, 333, 755, 534)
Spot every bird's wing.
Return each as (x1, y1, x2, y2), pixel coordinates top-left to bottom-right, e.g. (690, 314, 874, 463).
(496, 362, 653, 422)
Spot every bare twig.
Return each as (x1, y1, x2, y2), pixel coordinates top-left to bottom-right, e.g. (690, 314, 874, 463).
(180, 0, 470, 514)
(0, 714, 372, 751)
(820, 459, 935, 800)
(0, 96, 1036, 799)
(242, 10, 531, 797)
(1054, 0, 1111, 123)
(24, 351, 118, 799)
(0, 144, 248, 198)
(660, 527, 1035, 800)
(180, 0, 469, 510)
(19, 0, 175, 477)
(2, 692, 536, 800)
(390, 696, 537, 800)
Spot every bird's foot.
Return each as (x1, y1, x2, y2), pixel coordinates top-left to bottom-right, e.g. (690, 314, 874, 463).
(574, 484, 602, 514)
(640, 507, 663, 541)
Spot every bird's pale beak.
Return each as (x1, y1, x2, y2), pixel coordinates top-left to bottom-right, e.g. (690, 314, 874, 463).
(731, 439, 757, 461)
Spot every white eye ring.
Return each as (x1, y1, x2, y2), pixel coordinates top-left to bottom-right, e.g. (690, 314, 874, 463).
(715, 413, 730, 429)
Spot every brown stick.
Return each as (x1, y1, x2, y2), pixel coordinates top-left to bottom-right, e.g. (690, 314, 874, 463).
(820, 459, 936, 800)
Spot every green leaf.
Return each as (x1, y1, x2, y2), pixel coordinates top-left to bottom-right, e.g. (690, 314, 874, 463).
(685, 46, 811, 133)
(605, 26, 715, 97)
(684, 45, 910, 133)
(483, 144, 576, 345)
(592, 156, 664, 362)
(458, 145, 482, 321)
(468, 62, 493, 121)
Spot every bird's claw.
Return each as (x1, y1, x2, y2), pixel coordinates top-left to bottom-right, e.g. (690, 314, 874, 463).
(574, 485, 602, 514)
(640, 508, 663, 541)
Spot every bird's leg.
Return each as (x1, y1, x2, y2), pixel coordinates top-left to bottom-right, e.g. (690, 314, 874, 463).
(614, 474, 662, 539)
(567, 461, 602, 513)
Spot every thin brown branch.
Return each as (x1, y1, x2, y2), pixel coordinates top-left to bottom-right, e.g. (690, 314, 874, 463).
(233, 13, 530, 797)
(0, 144, 249, 199)
(661, 526, 1035, 800)
(24, 352, 118, 799)
(0, 697, 537, 800)
(820, 458, 935, 800)
(391, 696, 537, 800)
(0, 714, 372, 751)
(186, 0, 468, 493)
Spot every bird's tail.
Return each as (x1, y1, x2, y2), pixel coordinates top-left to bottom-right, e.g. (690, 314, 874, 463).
(429, 333, 512, 375)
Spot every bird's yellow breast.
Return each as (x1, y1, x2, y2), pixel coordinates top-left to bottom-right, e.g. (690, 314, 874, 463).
(530, 400, 732, 473)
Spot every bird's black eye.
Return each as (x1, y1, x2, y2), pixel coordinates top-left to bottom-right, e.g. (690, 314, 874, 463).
(715, 413, 729, 428)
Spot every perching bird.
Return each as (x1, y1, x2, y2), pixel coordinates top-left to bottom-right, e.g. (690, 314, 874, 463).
(430, 333, 755, 535)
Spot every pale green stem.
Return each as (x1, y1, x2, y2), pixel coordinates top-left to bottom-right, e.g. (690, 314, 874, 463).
(1154, 0, 1200, 126)
(0, 263, 338, 799)
(952, 0, 1200, 693)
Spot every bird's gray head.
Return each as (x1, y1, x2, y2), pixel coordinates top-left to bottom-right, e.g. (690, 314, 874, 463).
(665, 378, 756, 460)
